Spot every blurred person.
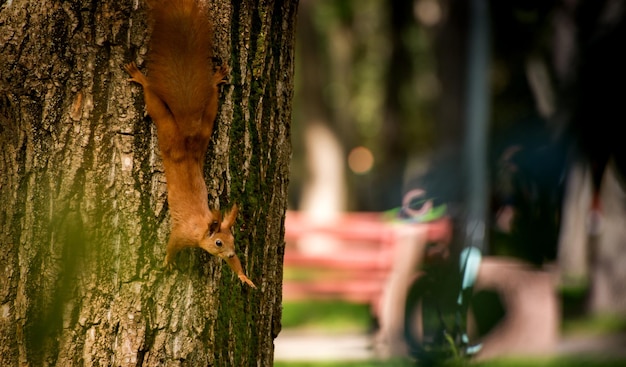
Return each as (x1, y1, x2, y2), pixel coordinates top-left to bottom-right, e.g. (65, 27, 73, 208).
(375, 148, 465, 358)
(375, 145, 560, 361)
(491, 115, 569, 265)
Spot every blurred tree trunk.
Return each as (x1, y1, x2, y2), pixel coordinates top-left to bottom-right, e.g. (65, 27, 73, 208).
(434, 0, 468, 147)
(373, 0, 413, 209)
(554, 0, 626, 314)
(557, 163, 593, 285)
(295, 0, 347, 231)
(589, 163, 626, 313)
(0, 0, 296, 365)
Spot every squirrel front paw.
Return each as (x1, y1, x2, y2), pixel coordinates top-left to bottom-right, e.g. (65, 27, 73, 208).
(124, 62, 147, 85)
(238, 273, 257, 288)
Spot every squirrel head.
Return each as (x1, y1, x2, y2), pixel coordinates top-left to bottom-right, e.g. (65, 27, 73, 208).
(199, 204, 239, 260)
(198, 204, 255, 288)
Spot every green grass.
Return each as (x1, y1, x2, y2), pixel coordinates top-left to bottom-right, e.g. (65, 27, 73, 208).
(281, 299, 373, 333)
(275, 358, 626, 367)
(283, 267, 324, 282)
(274, 359, 416, 367)
(562, 313, 626, 336)
(279, 299, 626, 367)
(473, 358, 626, 367)
(281, 295, 626, 336)
(279, 291, 626, 366)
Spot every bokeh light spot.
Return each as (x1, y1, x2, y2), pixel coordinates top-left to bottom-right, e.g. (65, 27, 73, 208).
(348, 146, 374, 174)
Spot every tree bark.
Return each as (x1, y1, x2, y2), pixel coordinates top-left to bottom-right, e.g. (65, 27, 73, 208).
(0, 0, 296, 366)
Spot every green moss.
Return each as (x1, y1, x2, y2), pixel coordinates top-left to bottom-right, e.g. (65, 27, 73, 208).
(213, 0, 294, 364)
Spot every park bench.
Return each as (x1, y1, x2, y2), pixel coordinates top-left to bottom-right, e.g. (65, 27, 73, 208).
(282, 211, 396, 307)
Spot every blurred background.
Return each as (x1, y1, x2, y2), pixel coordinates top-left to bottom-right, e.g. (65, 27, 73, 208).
(277, 0, 626, 365)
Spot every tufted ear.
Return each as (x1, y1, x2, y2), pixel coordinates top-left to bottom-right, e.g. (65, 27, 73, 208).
(209, 209, 222, 235)
(220, 204, 238, 231)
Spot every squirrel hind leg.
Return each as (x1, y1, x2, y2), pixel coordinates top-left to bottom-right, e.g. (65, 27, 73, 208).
(164, 236, 185, 271)
(164, 251, 177, 272)
(213, 65, 229, 86)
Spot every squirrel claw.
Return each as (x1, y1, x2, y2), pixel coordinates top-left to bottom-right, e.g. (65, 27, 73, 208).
(123, 62, 136, 74)
(124, 62, 147, 86)
(214, 65, 229, 85)
(164, 257, 176, 273)
(238, 273, 257, 288)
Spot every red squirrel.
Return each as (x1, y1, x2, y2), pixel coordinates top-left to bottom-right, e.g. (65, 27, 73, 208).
(124, 0, 255, 288)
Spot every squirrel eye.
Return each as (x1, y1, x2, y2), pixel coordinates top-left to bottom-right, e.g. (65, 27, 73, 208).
(215, 239, 223, 247)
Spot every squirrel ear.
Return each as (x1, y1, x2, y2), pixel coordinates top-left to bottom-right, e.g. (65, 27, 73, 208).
(209, 219, 220, 236)
(220, 204, 238, 231)
(209, 209, 222, 235)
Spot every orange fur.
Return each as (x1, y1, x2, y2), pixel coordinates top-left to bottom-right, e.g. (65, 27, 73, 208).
(125, 0, 255, 288)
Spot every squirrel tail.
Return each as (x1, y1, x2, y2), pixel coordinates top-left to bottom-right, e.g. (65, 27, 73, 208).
(147, 0, 214, 121)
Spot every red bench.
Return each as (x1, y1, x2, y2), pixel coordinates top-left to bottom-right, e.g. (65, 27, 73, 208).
(283, 211, 396, 306)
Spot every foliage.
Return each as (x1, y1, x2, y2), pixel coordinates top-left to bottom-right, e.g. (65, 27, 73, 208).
(291, 0, 439, 210)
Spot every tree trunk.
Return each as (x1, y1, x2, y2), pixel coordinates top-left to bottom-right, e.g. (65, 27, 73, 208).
(293, 0, 347, 253)
(589, 162, 626, 313)
(433, 0, 468, 147)
(0, 0, 296, 366)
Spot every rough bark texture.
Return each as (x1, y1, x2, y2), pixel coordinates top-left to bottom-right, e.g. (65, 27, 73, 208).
(0, 0, 296, 366)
